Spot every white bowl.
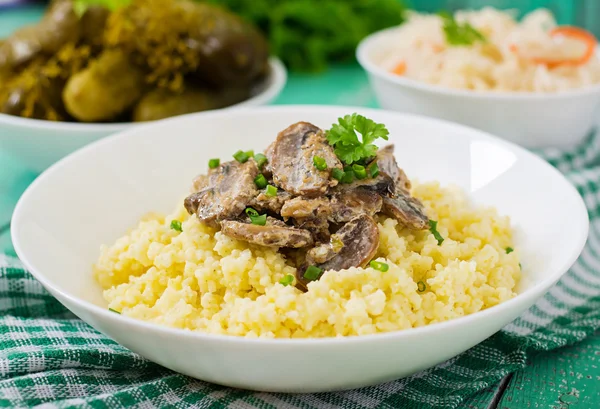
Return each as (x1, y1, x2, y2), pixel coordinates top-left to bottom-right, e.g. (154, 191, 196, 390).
(357, 28, 600, 149)
(11, 106, 588, 393)
(0, 57, 287, 173)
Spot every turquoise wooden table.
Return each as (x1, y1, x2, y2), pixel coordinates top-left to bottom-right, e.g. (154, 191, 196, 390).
(1, 5, 599, 409)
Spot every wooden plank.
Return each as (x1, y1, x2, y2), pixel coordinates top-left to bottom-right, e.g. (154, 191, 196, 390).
(497, 331, 600, 408)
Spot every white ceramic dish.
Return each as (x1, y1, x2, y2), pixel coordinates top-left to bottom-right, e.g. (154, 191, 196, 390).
(12, 106, 588, 393)
(0, 57, 287, 173)
(357, 28, 600, 149)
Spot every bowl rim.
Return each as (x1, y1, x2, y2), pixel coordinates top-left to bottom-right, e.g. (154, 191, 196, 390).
(0, 57, 287, 132)
(356, 26, 600, 100)
(11, 105, 590, 345)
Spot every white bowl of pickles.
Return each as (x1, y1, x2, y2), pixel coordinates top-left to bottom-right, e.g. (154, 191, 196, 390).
(0, 0, 287, 172)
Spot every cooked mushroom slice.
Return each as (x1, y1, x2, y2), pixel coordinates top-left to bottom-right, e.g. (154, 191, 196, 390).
(396, 167, 412, 194)
(250, 189, 293, 214)
(334, 173, 395, 197)
(329, 189, 382, 223)
(305, 234, 344, 265)
(381, 190, 429, 230)
(220, 217, 314, 248)
(184, 160, 259, 226)
(190, 174, 209, 193)
(280, 196, 330, 219)
(378, 144, 412, 193)
(281, 196, 332, 241)
(296, 215, 379, 289)
(375, 145, 400, 182)
(292, 217, 331, 243)
(269, 122, 342, 196)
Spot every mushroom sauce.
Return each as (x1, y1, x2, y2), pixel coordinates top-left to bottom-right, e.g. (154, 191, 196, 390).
(183, 118, 429, 291)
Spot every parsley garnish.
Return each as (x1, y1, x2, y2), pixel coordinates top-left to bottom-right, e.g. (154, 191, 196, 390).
(108, 308, 121, 314)
(429, 220, 444, 245)
(506, 247, 514, 254)
(439, 11, 486, 46)
(326, 113, 389, 165)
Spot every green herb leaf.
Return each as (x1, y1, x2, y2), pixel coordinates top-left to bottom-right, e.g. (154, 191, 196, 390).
(439, 11, 487, 46)
(254, 153, 268, 169)
(506, 247, 514, 254)
(245, 207, 267, 226)
(417, 281, 427, 293)
(369, 260, 389, 272)
(254, 174, 268, 189)
(108, 308, 121, 314)
(429, 220, 444, 245)
(313, 156, 328, 171)
(233, 150, 250, 163)
(304, 265, 323, 281)
(208, 158, 220, 169)
(326, 113, 389, 164)
(279, 274, 294, 286)
(170, 220, 183, 232)
(265, 185, 278, 197)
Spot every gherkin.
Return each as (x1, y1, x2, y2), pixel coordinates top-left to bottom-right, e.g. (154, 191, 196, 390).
(0, 0, 269, 123)
(104, 0, 269, 91)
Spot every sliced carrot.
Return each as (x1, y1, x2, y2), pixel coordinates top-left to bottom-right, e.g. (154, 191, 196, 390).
(391, 61, 406, 75)
(510, 25, 597, 68)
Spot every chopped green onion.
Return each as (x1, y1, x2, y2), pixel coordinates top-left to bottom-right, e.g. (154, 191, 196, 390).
(245, 150, 255, 158)
(254, 153, 268, 169)
(265, 185, 278, 197)
(245, 207, 267, 226)
(417, 281, 427, 293)
(519, 263, 522, 270)
(506, 247, 514, 254)
(170, 220, 183, 232)
(245, 207, 259, 217)
(304, 265, 323, 281)
(109, 308, 121, 314)
(367, 161, 379, 178)
(343, 165, 353, 172)
(233, 150, 250, 163)
(254, 174, 268, 189)
(279, 274, 294, 286)
(332, 168, 345, 181)
(208, 158, 220, 169)
(428, 220, 444, 245)
(341, 169, 355, 184)
(352, 164, 367, 179)
(369, 260, 389, 272)
(313, 156, 328, 171)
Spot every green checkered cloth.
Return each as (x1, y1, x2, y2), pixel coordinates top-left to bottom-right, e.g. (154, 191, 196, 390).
(2, 135, 600, 409)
